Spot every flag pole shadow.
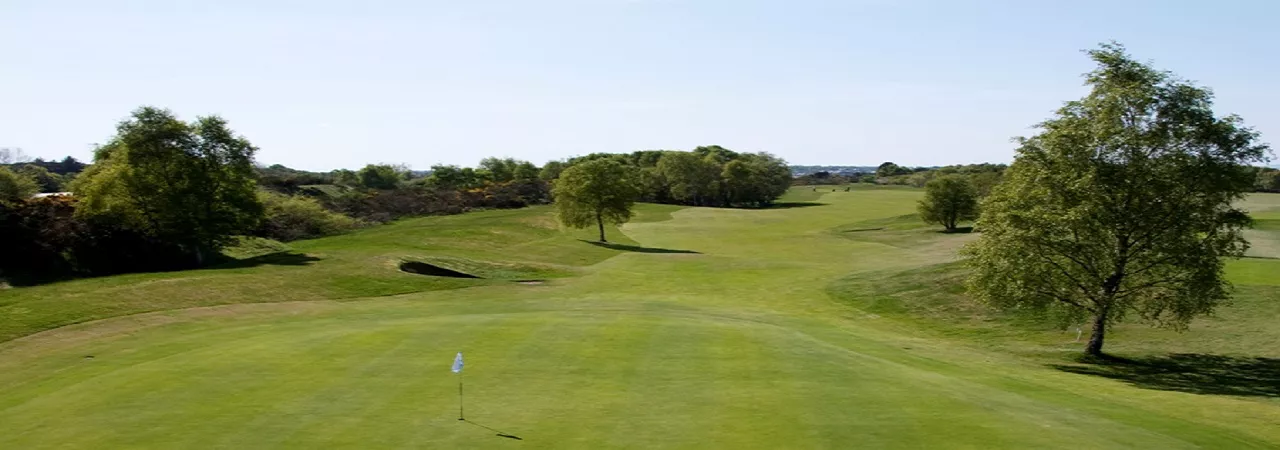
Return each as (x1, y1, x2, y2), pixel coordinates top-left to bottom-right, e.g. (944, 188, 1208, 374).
(461, 419, 523, 440)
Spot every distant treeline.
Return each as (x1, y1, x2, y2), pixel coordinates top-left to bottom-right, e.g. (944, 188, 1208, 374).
(795, 161, 1280, 194)
(1, 111, 790, 283)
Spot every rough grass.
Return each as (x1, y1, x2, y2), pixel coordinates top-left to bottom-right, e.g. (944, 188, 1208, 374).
(0, 190, 1278, 448)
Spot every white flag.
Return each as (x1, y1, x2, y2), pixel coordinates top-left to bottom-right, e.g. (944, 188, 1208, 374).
(451, 352, 464, 373)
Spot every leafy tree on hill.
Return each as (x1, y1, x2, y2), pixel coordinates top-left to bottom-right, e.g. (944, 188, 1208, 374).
(479, 157, 516, 183)
(876, 162, 911, 178)
(15, 165, 64, 193)
(918, 175, 978, 232)
(357, 164, 405, 190)
(0, 166, 39, 203)
(72, 106, 264, 265)
(333, 169, 360, 187)
(539, 160, 568, 181)
(553, 158, 637, 242)
(963, 43, 1269, 357)
(424, 164, 484, 190)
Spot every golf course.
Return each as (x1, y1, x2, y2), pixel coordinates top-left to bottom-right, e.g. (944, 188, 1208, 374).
(2, 186, 1278, 449)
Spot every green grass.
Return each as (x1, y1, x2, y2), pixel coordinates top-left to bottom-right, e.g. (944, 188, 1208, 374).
(1, 190, 1279, 448)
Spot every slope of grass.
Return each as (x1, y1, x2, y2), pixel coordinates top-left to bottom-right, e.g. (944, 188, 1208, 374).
(0, 204, 683, 342)
(0, 190, 1278, 448)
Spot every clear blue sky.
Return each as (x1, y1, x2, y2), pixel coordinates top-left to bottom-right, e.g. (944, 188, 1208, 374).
(2, 1, 1276, 171)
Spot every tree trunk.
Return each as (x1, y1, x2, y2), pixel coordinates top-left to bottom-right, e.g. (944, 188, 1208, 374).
(597, 213, 606, 242)
(1085, 309, 1108, 356)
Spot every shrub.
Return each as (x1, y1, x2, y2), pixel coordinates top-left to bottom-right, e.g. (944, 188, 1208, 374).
(256, 191, 363, 241)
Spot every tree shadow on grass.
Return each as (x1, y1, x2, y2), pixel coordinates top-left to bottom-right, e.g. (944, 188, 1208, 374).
(936, 227, 975, 234)
(759, 202, 826, 209)
(1051, 353, 1280, 397)
(580, 240, 700, 254)
(206, 252, 322, 270)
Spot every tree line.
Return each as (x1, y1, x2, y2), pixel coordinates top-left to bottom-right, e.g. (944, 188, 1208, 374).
(0, 111, 792, 282)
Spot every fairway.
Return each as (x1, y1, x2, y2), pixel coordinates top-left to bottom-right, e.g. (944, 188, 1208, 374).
(2, 188, 1279, 448)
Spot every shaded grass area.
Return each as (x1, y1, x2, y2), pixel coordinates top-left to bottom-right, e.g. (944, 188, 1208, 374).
(581, 240, 701, 254)
(1053, 354, 1280, 398)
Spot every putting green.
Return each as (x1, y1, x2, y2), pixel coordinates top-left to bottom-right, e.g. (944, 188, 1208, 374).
(1, 188, 1278, 448)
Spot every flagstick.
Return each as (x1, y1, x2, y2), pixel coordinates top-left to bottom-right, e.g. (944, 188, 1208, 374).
(458, 371, 465, 421)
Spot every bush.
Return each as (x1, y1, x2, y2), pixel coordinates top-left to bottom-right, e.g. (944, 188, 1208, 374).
(256, 191, 363, 241)
(324, 187, 466, 223)
(0, 197, 192, 281)
(0, 166, 39, 203)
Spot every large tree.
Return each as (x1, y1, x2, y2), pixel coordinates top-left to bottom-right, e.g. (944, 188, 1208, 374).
(963, 43, 1269, 356)
(357, 164, 404, 190)
(0, 166, 39, 203)
(918, 175, 978, 231)
(657, 152, 719, 206)
(553, 158, 638, 242)
(72, 107, 263, 264)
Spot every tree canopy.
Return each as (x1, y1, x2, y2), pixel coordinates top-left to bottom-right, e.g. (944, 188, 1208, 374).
(357, 164, 405, 190)
(962, 43, 1270, 356)
(0, 166, 39, 204)
(553, 158, 638, 242)
(72, 107, 264, 263)
(917, 175, 978, 231)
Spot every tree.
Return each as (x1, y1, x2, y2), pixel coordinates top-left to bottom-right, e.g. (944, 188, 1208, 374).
(478, 157, 516, 183)
(72, 106, 264, 264)
(553, 158, 638, 242)
(424, 164, 484, 190)
(917, 175, 978, 231)
(540, 160, 568, 181)
(0, 166, 39, 203)
(876, 162, 902, 178)
(332, 169, 360, 187)
(357, 164, 404, 190)
(962, 43, 1269, 357)
(657, 152, 719, 206)
(513, 161, 540, 181)
(16, 164, 65, 192)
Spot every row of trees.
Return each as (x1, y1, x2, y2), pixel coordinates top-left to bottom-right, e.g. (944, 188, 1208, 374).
(2, 108, 794, 281)
(561, 146, 792, 208)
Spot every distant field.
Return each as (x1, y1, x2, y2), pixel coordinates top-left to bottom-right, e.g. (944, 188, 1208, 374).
(1, 190, 1278, 448)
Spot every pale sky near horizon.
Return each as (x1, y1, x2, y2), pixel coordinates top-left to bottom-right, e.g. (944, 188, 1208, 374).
(2, 0, 1277, 171)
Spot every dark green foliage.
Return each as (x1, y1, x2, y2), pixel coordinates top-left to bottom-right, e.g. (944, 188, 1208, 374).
(72, 107, 264, 262)
(918, 175, 979, 231)
(8, 155, 86, 175)
(1256, 167, 1280, 193)
(0, 166, 39, 203)
(356, 164, 405, 190)
(563, 147, 791, 208)
(964, 43, 1269, 356)
(423, 164, 486, 190)
(539, 160, 568, 181)
(14, 165, 65, 193)
(256, 164, 334, 193)
(0, 197, 191, 280)
(876, 162, 912, 178)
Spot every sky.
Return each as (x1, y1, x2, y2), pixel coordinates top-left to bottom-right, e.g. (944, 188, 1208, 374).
(2, 0, 1277, 171)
